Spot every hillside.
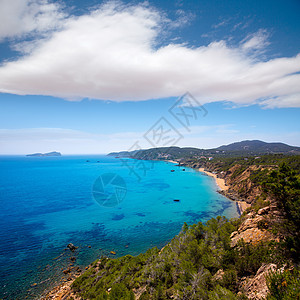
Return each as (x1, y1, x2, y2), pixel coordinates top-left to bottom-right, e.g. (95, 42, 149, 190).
(216, 140, 300, 154)
(181, 154, 300, 204)
(108, 140, 300, 160)
(45, 154, 300, 299)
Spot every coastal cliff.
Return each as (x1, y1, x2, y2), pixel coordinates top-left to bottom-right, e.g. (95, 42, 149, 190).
(198, 163, 268, 206)
(44, 154, 300, 299)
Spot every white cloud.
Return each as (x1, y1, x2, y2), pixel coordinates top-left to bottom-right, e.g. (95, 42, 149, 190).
(212, 17, 231, 29)
(260, 93, 300, 108)
(0, 2, 299, 107)
(172, 9, 194, 28)
(241, 29, 270, 51)
(0, 0, 66, 41)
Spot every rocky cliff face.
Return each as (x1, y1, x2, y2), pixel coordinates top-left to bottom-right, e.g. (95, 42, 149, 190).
(230, 204, 283, 247)
(224, 175, 286, 299)
(222, 200, 284, 299)
(193, 161, 285, 244)
(194, 162, 286, 299)
(194, 162, 273, 205)
(239, 263, 278, 300)
(220, 165, 263, 204)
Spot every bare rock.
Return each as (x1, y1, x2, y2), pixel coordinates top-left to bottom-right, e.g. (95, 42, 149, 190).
(231, 227, 274, 247)
(257, 206, 270, 215)
(67, 243, 78, 252)
(212, 269, 224, 282)
(133, 285, 147, 299)
(230, 207, 279, 247)
(63, 269, 70, 274)
(244, 263, 277, 299)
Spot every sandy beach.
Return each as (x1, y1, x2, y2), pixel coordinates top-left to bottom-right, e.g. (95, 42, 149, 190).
(166, 160, 178, 164)
(198, 168, 229, 191)
(198, 168, 251, 215)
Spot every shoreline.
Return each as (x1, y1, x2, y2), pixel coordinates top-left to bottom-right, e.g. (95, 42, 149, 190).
(43, 279, 75, 299)
(166, 160, 178, 164)
(198, 168, 250, 215)
(198, 168, 229, 191)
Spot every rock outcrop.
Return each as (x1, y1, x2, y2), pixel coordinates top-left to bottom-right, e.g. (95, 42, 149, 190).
(230, 203, 283, 247)
(67, 243, 78, 252)
(239, 263, 278, 299)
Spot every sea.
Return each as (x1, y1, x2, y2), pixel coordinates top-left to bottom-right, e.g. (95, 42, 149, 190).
(0, 155, 238, 299)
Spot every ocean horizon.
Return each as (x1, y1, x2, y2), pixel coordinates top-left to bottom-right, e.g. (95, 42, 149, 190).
(0, 155, 238, 299)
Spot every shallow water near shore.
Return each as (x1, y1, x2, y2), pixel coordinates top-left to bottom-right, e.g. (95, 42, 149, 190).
(0, 155, 238, 299)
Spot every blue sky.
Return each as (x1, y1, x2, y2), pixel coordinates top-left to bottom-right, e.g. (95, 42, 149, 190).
(0, 0, 299, 154)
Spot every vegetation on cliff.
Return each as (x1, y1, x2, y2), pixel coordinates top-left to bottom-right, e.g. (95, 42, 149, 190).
(262, 163, 300, 261)
(71, 216, 298, 299)
(72, 217, 245, 299)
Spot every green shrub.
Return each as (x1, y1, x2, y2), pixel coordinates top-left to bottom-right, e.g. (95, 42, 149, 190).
(266, 268, 300, 299)
(231, 240, 273, 277)
(221, 269, 237, 292)
(257, 219, 269, 230)
(108, 283, 134, 300)
(208, 285, 237, 300)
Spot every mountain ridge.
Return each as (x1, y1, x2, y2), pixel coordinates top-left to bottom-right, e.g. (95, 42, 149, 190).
(216, 140, 299, 152)
(108, 140, 300, 158)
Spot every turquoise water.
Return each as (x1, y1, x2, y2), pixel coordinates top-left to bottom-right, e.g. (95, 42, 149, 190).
(0, 155, 238, 299)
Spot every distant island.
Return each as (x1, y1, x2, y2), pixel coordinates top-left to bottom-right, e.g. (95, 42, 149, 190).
(26, 151, 62, 157)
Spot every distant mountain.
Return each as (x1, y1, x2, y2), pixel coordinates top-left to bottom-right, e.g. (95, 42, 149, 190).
(108, 140, 300, 160)
(216, 140, 300, 154)
(108, 146, 206, 160)
(26, 151, 62, 157)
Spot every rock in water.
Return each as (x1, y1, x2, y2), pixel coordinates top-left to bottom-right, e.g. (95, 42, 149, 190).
(67, 243, 78, 252)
